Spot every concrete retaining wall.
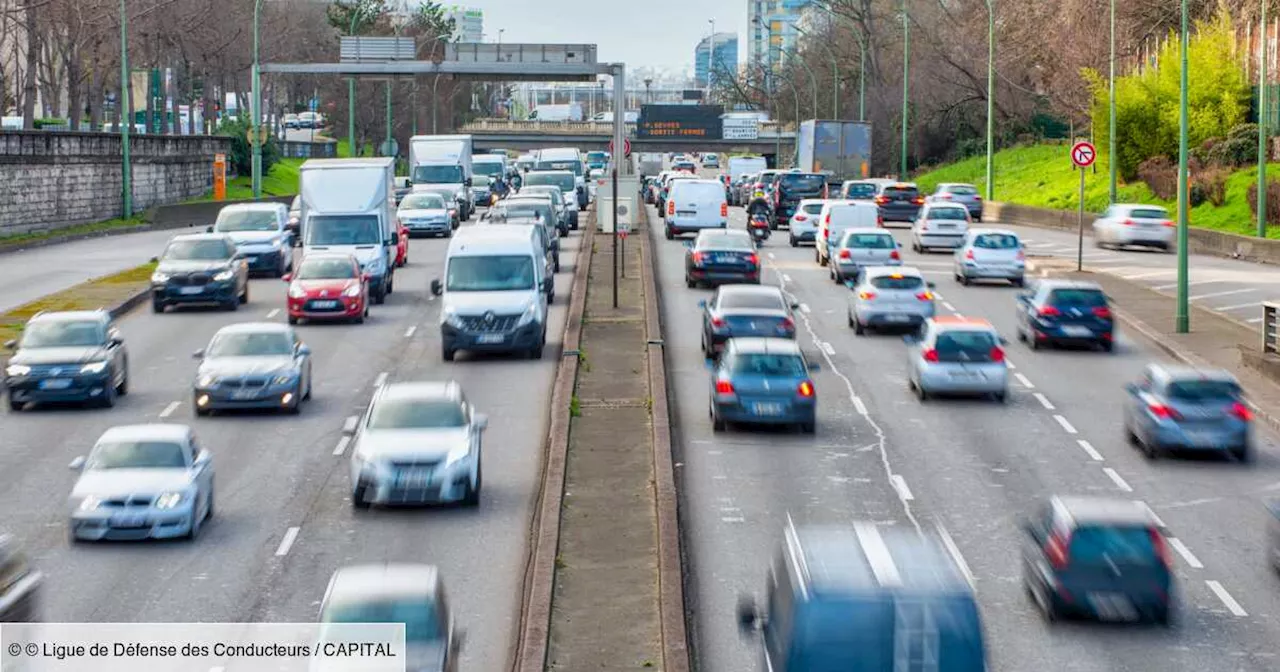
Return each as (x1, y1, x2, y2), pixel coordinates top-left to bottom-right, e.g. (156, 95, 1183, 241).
(987, 200, 1280, 265)
(0, 131, 231, 236)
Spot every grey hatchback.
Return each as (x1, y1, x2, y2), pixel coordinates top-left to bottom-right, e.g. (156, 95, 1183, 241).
(1123, 364, 1251, 461)
(930, 183, 983, 221)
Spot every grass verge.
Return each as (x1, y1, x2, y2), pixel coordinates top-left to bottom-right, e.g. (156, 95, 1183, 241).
(0, 262, 156, 348)
(215, 158, 305, 201)
(0, 215, 150, 248)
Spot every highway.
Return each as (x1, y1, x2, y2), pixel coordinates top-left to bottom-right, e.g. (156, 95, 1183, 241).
(657, 197, 1280, 671)
(0, 210, 584, 672)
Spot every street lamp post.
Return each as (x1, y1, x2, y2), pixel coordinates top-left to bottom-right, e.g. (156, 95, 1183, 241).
(707, 19, 716, 96)
(781, 45, 818, 119)
(119, 0, 132, 218)
(1175, 0, 1190, 333)
(901, 0, 911, 177)
(792, 22, 838, 118)
(644, 77, 652, 104)
(984, 0, 995, 201)
(251, 0, 264, 198)
(347, 10, 363, 157)
(1108, 0, 1117, 204)
(1258, 1, 1270, 238)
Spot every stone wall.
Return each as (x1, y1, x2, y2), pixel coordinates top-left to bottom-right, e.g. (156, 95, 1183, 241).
(0, 131, 231, 236)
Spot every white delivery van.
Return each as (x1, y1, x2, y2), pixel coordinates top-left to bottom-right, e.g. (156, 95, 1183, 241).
(409, 134, 475, 220)
(535, 148, 587, 209)
(815, 200, 881, 266)
(298, 158, 398, 302)
(663, 179, 728, 239)
(430, 226, 550, 362)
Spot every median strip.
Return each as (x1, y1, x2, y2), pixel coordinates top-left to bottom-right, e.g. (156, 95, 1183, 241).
(0, 262, 155, 359)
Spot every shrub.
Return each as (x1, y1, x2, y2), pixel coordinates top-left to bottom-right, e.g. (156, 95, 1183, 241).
(1207, 135, 1254, 167)
(32, 118, 68, 129)
(1137, 156, 1177, 200)
(1247, 179, 1280, 227)
(216, 116, 279, 178)
(1195, 166, 1230, 206)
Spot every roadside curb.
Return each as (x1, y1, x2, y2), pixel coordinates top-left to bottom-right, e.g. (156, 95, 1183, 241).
(109, 287, 152, 319)
(513, 208, 595, 672)
(638, 203, 692, 672)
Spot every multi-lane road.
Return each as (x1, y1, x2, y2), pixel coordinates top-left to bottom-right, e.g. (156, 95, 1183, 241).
(0, 210, 585, 671)
(659, 196, 1280, 671)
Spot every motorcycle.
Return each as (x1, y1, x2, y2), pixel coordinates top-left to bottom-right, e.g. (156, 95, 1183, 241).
(748, 212, 771, 244)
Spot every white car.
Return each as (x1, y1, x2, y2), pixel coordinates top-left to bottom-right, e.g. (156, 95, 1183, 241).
(1092, 204, 1174, 252)
(788, 199, 826, 247)
(910, 203, 970, 253)
(954, 228, 1025, 286)
(68, 424, 215, 542)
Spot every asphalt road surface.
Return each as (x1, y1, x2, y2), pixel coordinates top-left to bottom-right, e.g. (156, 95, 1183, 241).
(657, 198, 1280, 671)
(1, 210, 580, 672)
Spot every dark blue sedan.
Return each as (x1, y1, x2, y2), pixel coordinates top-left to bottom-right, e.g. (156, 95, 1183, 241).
(709, 337, 818, 433)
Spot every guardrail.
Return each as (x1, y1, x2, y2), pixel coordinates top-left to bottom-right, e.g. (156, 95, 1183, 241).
(279, 141, 337, 158)
(1264, 302, 1280, 354)
(459, 118, 794, 137)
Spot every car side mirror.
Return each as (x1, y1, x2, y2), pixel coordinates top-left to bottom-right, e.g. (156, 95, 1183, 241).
(3, 339, 16, 350)
(807, 360, 821, 372)
(69, 456, 86, 470)
(193, 450, 211, 466)
(109, 335, 124, 347)
(150, 256, 159, 263)
(384, 238, 395, 247)
(192, 349, 204, 360)
(1124, 382, 1139, 395)
(790, 301, 800, 310)
(736, 596, 761, 634)
(205, 225, 214, 233)
(281, 273, 292, 282)
(697, 300, 707, 308)
(474, 413, 488, 430)
(296, 344, 311, 357)
(927, 281, 937, 289)
(999, 337, 1009, 345)
(539, 278, 551, 291)
(431, 279, 443, 296)
(291, 237, 302, 248)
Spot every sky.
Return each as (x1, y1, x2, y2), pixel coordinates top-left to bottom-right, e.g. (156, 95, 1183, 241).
(454, 0, 748, 73)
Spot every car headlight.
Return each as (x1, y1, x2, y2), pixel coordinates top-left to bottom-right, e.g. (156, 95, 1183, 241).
(272, 373, 297, 386)
(198, 374, 219, 387)
(78, 496, 101, 512)
(80, 361, 108, 374)
(269, 237, 283, 248)
(151, 271, 170, 283)
(343, 284, 361, 297)
(515, 301, 539, 327)
(213, 268, 235, 282)
(288, 285, 307, 299)
(444, 442, 472, 467)
(155, 492, 185, 510)
(363, 258, 385, 275)
(441, 307, 465, 329)
(6, 364, 31, 376)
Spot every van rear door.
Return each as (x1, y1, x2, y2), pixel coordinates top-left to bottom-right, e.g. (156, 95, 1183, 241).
(673, 182, 727, 228)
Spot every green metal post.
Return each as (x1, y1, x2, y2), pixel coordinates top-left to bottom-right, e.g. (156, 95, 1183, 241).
(1108, 0, 1116, 204)
(347, 11, 361, 158)
(119, 0, 132, 218)
(858, 35, 866, 121)
(251, 0, 263, 198)
(385, 82, 392, 153)
(1259, 0, 1270, 238)
(984, 0, 995, 201)
(1175, 0, 1190, 333)
(782, 45, 819, 119)
(901, 0, 910, 177)
(412, 83, 418, 136)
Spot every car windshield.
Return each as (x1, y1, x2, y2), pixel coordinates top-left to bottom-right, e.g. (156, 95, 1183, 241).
(720, 292, 785, 310)
(884, 186, 918, 198)
(779, 174, 826, 191)
(696, 234, 753, 251)
(1130, 208, 1168, 220)
(1166, 379, 1240, 400)
(732, 353, 806, 376)
(523, 188, 560, 203)
(535, 159, 582, 175)
(473, 175, 491, 187)
(400, 194, 447, 210)
(474, 162, 504, 178)
(974, 234, 1019, 249)
(869, 275, 924, 290)
(1069, 525, 1159, 565)
(498, 203, 552, 221)
(165, 239, 230, 261)
(207, 332, 293, 357)
(413, 164, 464, 183)
(801, 203, 824, 214)
(305, 215, 382, 246)
(323, 599, 442, 643)
(1047, 288, 1107, 307)
(446, 255, 535, 291)
(928, 208, 968, 220)
(368, 398, 466, 429)
(296, 258, 357, 280)
(844, 183, 877, 198)
(844, 233, 895, 249)
(943, 184, 979, 195)
(934, 329, 997, 362)
(216, 210, 278, 232)
(88, 441, 186, 469)
(20, 320, 103, 348)
(525, 172, 575, 192)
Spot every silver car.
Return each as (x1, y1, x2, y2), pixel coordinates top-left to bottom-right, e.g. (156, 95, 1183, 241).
(192, 322, 313, 416)
(398, 192, 456, 238)
(928, 182, 983, 221)
(954, 228, 1025, 286)
(830, 229, 901, 284)
(847, 266, 936, 335)
(348, 382, 487, 508)
(1092, 203, 1174, 251)
(910, 203, 970, 252)
(1123, 363, 1251, 461)
(67, 424, 215, 541)
(905, 317, 1009, 402)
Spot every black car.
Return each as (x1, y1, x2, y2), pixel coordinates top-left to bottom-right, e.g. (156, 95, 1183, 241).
(0, 534, 41, 621)
(699, 284, 799, 358)
(150, 233, 250, 313)
(1015, 279, 1114, 351)
(771, 172, 828, 229)
(875, 182, 925, 223)
(3, 309, 129, 410)
(1022, 496, 1173, 625)
(685, 229, 760, 288)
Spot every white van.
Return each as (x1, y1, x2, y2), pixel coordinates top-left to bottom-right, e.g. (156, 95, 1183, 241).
(815, 200, 881, 266)
(663, 178, 728, 239)
(430, 226, 550, 361)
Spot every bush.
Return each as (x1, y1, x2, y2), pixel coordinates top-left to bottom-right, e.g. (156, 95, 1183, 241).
(1207, 135, 1254, 167)
(1137, 156, 1177, 200)
(1247, 179, 1280, 227)
(1196, 166, 1230, 206)
(32, 117, 68, 129)
(1227, 122, 1259, 144)
(215, 116, 280, 178)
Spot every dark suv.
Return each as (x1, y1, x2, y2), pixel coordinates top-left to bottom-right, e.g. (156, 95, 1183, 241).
(150, 233, 250, 313)
(771, 172, 828, 229)
(0, 534, 41, 621)
(875, 182, 924, 223)
(3, 310, 130, 410)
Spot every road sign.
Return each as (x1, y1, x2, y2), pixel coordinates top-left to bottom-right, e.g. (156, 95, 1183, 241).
(1071, 141, 1096, 168)
(637, 104, 725, 140)
(618, 221, 630, 238)
(608, 138, 632, 157)
(722, 117, 760, 140)
(378, 139, 400, 157)
(246, 126, 270, 146)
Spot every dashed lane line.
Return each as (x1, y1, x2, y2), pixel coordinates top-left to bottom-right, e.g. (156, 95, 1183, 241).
(1188, 288, 1256, 301)
(1053, 414, 1078, 434)
(404, 325, 417, 338)
(274, 527, 300, 557)
(1103, 467, 1133, 492)
(890, 475, 914, 501)
(342, 415, 359, 433)
(1014, 373, 1035, 389)
(1168, 538, 1204, 569)
(1076, 440, 1104, 462)
(266, 308, 280, 319)
(1032, 393, 1055, 410)
(1205, 580, 1248, 616)
(159, 401, 181, 418)
(333, 436, 351, 456)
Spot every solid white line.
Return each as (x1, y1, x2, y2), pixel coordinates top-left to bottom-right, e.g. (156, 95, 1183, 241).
(274, 527, 300, 557)
(1136, 501, 1167, 529)
(1168, 538, 1203, 569)
(342, 415, 359, 433)
(404, 325, 417, 338)
(821, 342, 836, 355)
(266, 308, 280, 319)
(1053, 414, 1077, 434)
(782, 273, 792, 282)
(373, 372, 388, 387)
(1248, 317, 1264, 323)
(890, 475, 914, 501)
(1153, 280, 1218, 290)
(1205, 580, 1248, 616)
(800, 303, 811, 313)
(1103, 467, 1133, 492)
(1217, 301, 1264, 311)
(159, 401, 180, 418)
(1121, 269, 1172, 280)
(1189, 288, 1256, 301)
(852, 396, 867, 415)
(333, 436, 351, 456)
(936, 524, 977, 588)
(941, 301, 957, 311)
(1004, 357, 1016, 370)
(1014, 373, 1035, 389)
(1077, 439, 1104, 461)
(1033, 393, 1055, 410)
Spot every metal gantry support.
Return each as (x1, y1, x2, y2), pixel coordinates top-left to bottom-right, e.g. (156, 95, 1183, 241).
(1175, 0, 1191, 333)
(1259, 0, 1271, 238)
(984, 0, 995, 202)
(118, 0, 133, 218)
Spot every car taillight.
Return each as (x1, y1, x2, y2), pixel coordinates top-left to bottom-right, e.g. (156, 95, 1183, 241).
(913, 196, 925, 205)
(922, 349, 940, 363)
(875, 196, 889, 205)
(858, 291, 876, 300)
(1149, 528, 1172, 568)
(692, 252, 705, 265)
(965, 249, 975, 260)
(1045, 531, 1070, 569)
(668, 201, 675, 216)
(1016, 249, 1025, 261)
(1162, 220, 1175, 227)
(824, 213, 831, 225)
(747, 254, 759, 265)
(1148, 403, 1181, 420)
(1038, 305, 1061, 317)
(1122, 218, 1134, 226)
(1092, 306, 1112, 319)
(1231, 402, 1253, 421)
(839, 249, 851, 259)
(890, 249, 900, 260)
(974, 195, 982, 201)
(822, 185, 830, 199)
(715, 379, 735, 395)
(721, 203, 728, 217)
(938, 193, 952, 200)
(795, 214, 807, 222)
(754, 182, 764, 189)
(916, 291, 933, 301)
(774, 190, 780, 205)
(877, 215, 884, 226)
(779, 317, 795, 331)
(711, 317, 726, 328)
(989, 346, 1005, 362)
(798, 381, 815, 397)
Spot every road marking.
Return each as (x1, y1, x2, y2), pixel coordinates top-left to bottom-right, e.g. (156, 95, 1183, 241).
(853, 396, 867, 415)
(373, 372, 388, 387)
(274, 527, 300, 557)
(890, 475, 914, 501)
(1004, 357, 1016, 370)
(1136, 501, 1167, 528)
(1076, 439, 1104, 461)
(800, 303, 811, 313)
(1103, 467, 1133, 492)
(1121, 270, 1172, 280)
(1168, 538, 1203, 569)
(1053, 414, 1077, 434)
(767, 252, 776, 259)
(932, 291, 945, 300)
(333, 436, 350, 456)
(1189, 288, 1256, 301)
(941, 301, 957, 311)
(1205, 580, 1248, 616)
(782, 273, 792, 282)
(1217, 301, 1264, 311)
(721, 516, 746, 523)
(1153, 280, 1218, 290)
(1032, 393, 1055, 410)
(266, 308, 280, 319)
(1014, 373, 1035, 389)
(1248, 317, 1264, 323)
(936, 524, 976, 588)
(404, 325, 417, 338)
(159, 401, 181, 418)
(342, 415, 359, 433)
(821, 341, 836, 356)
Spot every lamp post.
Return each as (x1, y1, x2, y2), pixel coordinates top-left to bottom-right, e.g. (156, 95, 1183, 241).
(780, 44, 818, 119)
(347, 8, 365, 158)
(791, 22, 838, 119)
(644, 77, 652, 104)
(901, 0, 910, 178)
(250, 0, 264, 198)
(119, 0, 132, 217)
(1175, 0, 1190, 333)
(1258, 1, 1270, 238)
(1108, 0, 1117, 204)
(707, 19, 716, 96)
(984, 0, 995, 201)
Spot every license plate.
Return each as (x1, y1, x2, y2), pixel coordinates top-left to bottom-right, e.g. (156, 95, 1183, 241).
(230, 389, 261, 400)
(396, 469, 431, 489)
(178, 286, 204, 295)
(752, 402, 783, 416)
(1062, 325, 1093, 337)
(477, 334, 505, 344)
(1087, 592, 1136, 621)
(311, 300, 339, 309)
(244, 256, 258, 263)
(1183, 430, 1222, 446)
(110, 513, 148, 528)
(885, 314, 911, 323)
(715, 255, 738, 263)
(949, 371, 979, 379)
(38, 379, 72, 390)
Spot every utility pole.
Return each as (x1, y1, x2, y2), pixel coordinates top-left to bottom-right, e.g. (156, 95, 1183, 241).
(901, 0, 910, 177)
(1108, 0, 1117, 204)
(347, 9, 362, 158)
(1259, 0, 1271, 238)
(1175, 0, 1190, 333)
(251, 0, 264, 198)
(984, 0, 995, 201)
(119, 0, 132, 218)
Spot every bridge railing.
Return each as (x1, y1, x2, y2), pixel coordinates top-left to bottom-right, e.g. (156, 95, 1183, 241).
(459, 118, 794, 137)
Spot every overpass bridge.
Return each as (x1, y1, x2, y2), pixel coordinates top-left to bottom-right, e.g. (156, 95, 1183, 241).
(460, 119, 797, 159)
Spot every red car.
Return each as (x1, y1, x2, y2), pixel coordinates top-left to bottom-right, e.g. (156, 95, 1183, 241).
(394, 222, 409, 267)
(284, 253, 369, 324)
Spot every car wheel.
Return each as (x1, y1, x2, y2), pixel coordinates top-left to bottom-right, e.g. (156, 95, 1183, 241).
(287, 315, 299, 325)
(386, 274, 394, 295)
(711, 408, 727, 432)
(1099, 339, 1114, 353)
(831, 268, 841, 284)
(1125, 423, 1140, 446)
(1013, 276, 1025, 288)
(1141, 437, 1160, 460)
(185, 505, 202, 541)
(992, 391, 1007, 404)
(351, 484, 371, 509)
(303, 374, 312, 401)
(1028, 334, 1041, 351)
(99, 382, 116, 409)
(205, 486, 215, 520)
(789, 236, 798, 247)
(957, 274, 969, 286)
(818, 252, 828, 267)
(151, 299, 165, 314)
(240, 282, 250, 304)
(853, 318, 865, 335)
(916, 382, 928, 401)
(115, 364, 129, 396)
(373, 287, 386, 305)
(686, 277, 697, 289)
(8, 398, 23, 412)
(1153, 605, 1173, 627)
(554, 257, 561, 273)
(1233, 444, 1253, 463)
(800, 421, 816, 434)
(463, 461, 482, 507)
(442, 346, 455, 362)
(354, 312, 365, 324)
(286, 386, 302, 415)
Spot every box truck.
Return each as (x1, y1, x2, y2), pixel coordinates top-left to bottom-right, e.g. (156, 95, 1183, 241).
(409, 134, 475, 220)
(529, 104, 584, 122)
(795, 120, 873, 183)
(297, 157, 398, 303)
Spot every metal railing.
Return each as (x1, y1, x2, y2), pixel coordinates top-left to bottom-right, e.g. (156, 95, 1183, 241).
(458, 118, 794, 137)
(1264, 302, 1280, 354)
(340, 36, 416, 62)
(279, 141, 337, 158)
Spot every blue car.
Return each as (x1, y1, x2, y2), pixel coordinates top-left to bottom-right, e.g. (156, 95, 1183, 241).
(1015, 279, 1114, 351)
(191, 322, 312, 415)
(4, 309, 129, 410)
(709, 337, 818, 433)
(1124, 363, 1252, 461)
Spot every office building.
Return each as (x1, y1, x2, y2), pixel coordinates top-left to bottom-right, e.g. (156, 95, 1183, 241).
(444, 5, 484, 42)
(747, 0, 814, 67)
(695, 33, 739, 89)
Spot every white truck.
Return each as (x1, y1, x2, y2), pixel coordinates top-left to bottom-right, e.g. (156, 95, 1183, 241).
(409, 134, 475, 221)
(297, 157, 398, 303)
(529, 104, 583, 121)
